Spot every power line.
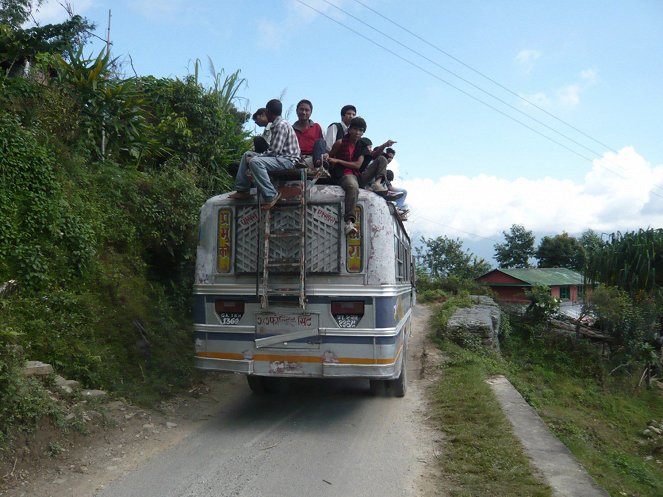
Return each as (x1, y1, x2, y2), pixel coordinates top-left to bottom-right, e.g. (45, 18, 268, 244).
(350, 0, 618, 155)
(294, 0, 663, 200)
(294, 1, 596, 161)
(321, 0, 608, 162)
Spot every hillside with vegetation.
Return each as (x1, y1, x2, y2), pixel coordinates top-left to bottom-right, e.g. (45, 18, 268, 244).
(1, 2, 250, 453)
(418, 228, 663, 496)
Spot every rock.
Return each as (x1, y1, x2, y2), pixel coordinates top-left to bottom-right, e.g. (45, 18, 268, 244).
(446, 295, 501, 352)
(58, 384, 73, 394)
(86, 410, 102, 419)
(643, 429, 653, 437)
(142, 423, 155, 429)
(54, 375, 80, 390)
(650, 426, 662, 436)
(166, 422, 177, 429)
(81, 389, 107, 399)
(105, 400, 125, 410)
(23, 360, 54, 376)
(0, 279, 17, 297)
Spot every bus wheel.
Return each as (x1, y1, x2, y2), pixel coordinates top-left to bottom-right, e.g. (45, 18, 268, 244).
(369, 379, 387, 396)
(246, 375, 267, 395)
(389, 350, 407, 398)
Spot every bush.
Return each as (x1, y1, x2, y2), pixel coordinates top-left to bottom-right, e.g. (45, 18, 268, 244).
(0, 326, 61, 454)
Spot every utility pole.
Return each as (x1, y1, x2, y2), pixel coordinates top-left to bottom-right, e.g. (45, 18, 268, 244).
(101, 9, 111, 157)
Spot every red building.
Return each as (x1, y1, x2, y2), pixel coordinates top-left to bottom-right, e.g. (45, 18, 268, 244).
(476, 268, 586, 303)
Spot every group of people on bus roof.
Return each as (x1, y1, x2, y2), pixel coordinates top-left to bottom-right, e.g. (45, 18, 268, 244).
(229, 98, 408, 236)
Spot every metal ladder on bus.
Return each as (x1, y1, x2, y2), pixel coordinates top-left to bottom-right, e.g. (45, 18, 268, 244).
(258, 167, 308, 310)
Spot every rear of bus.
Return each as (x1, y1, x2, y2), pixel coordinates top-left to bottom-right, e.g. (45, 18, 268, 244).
(192, 184, 414, 395)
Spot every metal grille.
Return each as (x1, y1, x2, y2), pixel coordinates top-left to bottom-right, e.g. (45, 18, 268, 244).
(306, 204, 340, 273)
(235, 206, 260, 273)
(234, 203, 340, 273)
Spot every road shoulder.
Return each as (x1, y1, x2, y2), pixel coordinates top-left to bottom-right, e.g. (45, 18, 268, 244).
(487, 375, 609, 497)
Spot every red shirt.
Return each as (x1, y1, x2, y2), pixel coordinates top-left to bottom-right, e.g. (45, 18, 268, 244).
(335, 135, 359, 177)
(294, 121, 323, 155)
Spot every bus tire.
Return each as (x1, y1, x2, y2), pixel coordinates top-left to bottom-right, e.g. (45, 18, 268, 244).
(246, 375, 267, 395)
(389, 348, 407, 398)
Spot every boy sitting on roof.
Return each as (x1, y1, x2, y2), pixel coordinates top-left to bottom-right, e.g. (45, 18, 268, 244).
(327, 117, 395, 235)
(229, 99, 301, 210)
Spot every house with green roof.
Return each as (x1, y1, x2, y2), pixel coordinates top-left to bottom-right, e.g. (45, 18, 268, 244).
(476, 268, 586, 303)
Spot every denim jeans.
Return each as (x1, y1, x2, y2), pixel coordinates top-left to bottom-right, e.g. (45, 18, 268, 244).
(301, 139, 329, 168)
(390, 186, 408, 208)
(234, 151, 296, 200)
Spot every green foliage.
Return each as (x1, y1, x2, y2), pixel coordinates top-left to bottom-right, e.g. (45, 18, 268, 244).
(432, 292, 474, 337)
(0, 3, 259, 459)
(0, 324, 62, 453)
(0, 0, 38, 28)
(417, 235, 491, 280)
(586, 228, 663, 296)
(136, 73, 249, 194)
(535, 232, 584, 270)
(524, 285, 560, 323)
(494, 224, 535, 268)
(579, 229, 605, 261)
(44, 48, 150, 160)
(586, 285, 661, 367)
(501, 317, 663, 496)
(417, 288, 448, 303)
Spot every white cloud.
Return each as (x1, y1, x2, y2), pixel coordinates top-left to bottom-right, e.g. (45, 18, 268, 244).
(400, 147, 663, 240)
(557, 84, 580, 107)
(515, 49, 541, 74)
(520, 91, 551, 108)
(580, 68, 597, 84)
(519, 68, 598, 110)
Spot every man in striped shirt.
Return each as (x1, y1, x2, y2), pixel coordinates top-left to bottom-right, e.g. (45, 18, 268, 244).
(229, 99, 301, 210)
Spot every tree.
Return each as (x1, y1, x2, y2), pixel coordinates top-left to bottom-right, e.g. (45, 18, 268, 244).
(418, 235, 491, 280)
(0, 0, 38, 27)
(1, 1, 94, 75)
(535, 232, 584, 270)
(586, 229, 663, 295)
(494, 224, 535, 268)
(525, 284, 560, 323)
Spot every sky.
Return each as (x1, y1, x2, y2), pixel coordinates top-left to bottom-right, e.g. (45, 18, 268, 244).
(30, 0, 663, 260)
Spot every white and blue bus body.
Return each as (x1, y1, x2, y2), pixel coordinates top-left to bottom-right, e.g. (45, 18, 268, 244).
(193, 180, 414, 395)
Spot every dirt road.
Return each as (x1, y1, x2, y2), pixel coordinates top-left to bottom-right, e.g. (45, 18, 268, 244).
(2, 305, 443, 497)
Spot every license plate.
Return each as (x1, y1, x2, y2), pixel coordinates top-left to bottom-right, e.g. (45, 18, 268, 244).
(218, 312, 242, 325)
(334, 314, 361, 328)
(256, 313, 318, 335)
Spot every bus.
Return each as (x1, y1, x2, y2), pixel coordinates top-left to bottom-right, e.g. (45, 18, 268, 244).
(192, 171, 414, 396)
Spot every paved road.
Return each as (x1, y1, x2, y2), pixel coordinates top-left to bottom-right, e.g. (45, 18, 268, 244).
(95, 306, 439, 497)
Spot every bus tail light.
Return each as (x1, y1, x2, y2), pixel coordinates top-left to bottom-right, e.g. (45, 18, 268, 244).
(346, 206, 362, 272)
(331, 301, 364, 328)
(215, 300, 244, 325)
(217, 208, 232, 273)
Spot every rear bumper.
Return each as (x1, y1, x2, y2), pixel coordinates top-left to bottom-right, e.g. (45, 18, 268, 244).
(194, 354, 403, 379)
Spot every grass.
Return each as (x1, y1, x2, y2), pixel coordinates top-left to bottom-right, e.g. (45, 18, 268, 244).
(429, 296, 663, 497)
(502, 323, 663, 497)
(431, 337, 553, 497)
